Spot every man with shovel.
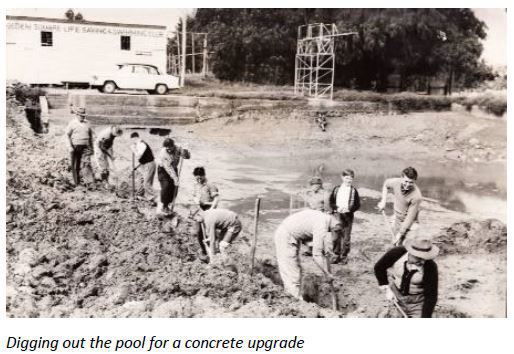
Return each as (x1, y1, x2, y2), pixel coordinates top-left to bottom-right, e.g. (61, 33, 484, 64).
(156, 138, 190, 215)
(94, 125, 123, 186)
(130, 132, 156, 202)
(377, 167, 422, 246)
(190, 208, 242, 260)
(374, 237, 439, 318)
(274, 209, 342, 300)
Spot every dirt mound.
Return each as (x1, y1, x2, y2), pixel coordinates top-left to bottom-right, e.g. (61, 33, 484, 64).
(6, 100, 341, 318)
(434, 219, 506, 255)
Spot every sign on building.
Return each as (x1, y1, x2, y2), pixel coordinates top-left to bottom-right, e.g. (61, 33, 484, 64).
(6, 16, 167, 85)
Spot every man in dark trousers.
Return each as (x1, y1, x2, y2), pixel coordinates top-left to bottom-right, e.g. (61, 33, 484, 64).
(328, 169, 361, 264)
(130, 132, 156, 201)
(65, 107, 93, 187)
(156, 138, 190, 215)
(374, 237, 439, 318)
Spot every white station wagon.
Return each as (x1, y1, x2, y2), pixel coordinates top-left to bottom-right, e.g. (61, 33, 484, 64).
(91, 64, 180, 95)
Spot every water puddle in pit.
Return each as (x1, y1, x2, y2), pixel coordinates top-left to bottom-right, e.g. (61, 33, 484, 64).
(111, 126, 507, 224)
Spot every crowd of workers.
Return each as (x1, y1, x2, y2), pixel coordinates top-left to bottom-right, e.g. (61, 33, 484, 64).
(65, 106, 439, 318)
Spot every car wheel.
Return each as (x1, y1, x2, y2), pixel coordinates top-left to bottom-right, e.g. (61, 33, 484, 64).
(155, 84, 168, 95)
(103, 81, 117, 94)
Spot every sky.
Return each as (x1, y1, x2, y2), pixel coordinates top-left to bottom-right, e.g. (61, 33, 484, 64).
(6, 8, 507, 66)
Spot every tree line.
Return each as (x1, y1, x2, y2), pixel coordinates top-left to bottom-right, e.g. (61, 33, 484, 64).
(172, 9, 495, 93)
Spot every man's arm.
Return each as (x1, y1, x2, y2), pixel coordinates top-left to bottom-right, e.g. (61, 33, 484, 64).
(131, 141, 146, 161)
(377, 178, 394, 210)
(422, 261, 438, 318)
(180, 148, 191, 159)
(373, 246, 407, 285)
(398, 197, 421, 235)
(312, 221, 332, 276)
(65, 122, 75, 151)
(351, 188, 361, 213)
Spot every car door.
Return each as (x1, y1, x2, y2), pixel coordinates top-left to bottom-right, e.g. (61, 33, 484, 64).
(132, 65, 153, 89)
(114, 65, 135, 89)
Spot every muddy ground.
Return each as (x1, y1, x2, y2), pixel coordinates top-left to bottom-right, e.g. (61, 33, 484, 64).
(6, 98, 507, 317)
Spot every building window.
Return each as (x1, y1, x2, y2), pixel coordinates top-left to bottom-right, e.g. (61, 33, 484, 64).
(121, 36, 131, 51)
(41, 31, 53, 47)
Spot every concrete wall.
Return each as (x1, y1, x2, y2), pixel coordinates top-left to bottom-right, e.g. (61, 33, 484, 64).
(6, 16, 167, 85)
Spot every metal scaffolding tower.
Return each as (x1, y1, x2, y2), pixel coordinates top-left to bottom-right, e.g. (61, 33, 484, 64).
(294, 23, 356, 100)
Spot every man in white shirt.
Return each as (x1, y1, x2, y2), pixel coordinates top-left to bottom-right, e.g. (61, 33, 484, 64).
(274, 209, 342, 299)
(328, 169, 361, 264)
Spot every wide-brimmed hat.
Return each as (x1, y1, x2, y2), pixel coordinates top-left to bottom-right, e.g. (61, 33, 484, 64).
(74, 107, 87, 116)
(310, 176, 323, 185)
(404, 237, 439, 260)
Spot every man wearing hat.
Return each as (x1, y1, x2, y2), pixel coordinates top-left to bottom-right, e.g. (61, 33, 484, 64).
(374, 237, 439, 318)
(304, 176, 330, 212)
(156, 137, 191, 215)
(94, 125, 123, 184)
(274, 209, 342, 299)
(65, 107, 94, 186)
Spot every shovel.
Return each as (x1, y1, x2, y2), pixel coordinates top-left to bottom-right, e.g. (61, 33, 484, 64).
(311, 256, 339, 311)
(381, 210, 398, 245)
(201, 222, 215, 262)
(392, 297, 408, 318)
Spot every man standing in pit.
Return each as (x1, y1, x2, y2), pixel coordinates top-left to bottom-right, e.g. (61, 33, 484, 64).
(65, 107, 94, 187)
(274, 209, 342, 300)
(156, 138, 191, 215)
(377, 166, 422, 246)
(328, 169, 361, 264)
(192, 167, 220, 211)
(191, 208, 242, 257)
(303, 176, 330, 212)
(94, 125, 123, 184)
(130, 132, 156, 202)
(301, 176, 331, 256)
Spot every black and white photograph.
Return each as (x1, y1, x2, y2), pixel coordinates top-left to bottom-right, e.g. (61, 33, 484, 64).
(5, 7, 507, 320)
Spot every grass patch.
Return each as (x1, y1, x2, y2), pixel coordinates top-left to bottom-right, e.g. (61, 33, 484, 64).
(334, 89, 452, 113)
(454, 90, 507, 117)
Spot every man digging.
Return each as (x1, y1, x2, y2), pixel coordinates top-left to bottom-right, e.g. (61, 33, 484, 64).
(374, 237, 439, 318)
(274, 209, 342, 300)
(94, 125, 123, 187)
(377, 166, 422, 246)
(130, 132, 156, 203)
(191, 208, 242, 261)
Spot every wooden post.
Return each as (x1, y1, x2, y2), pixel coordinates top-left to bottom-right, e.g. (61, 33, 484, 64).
(202, 34, 208, 76)
(289, 194, 293, 215)
(180, 17, 187, 87)
(250, 198, 261, 276)
(131, 152, 135, 199)
(170, 156, 184, 213)
(176, 31, 181, 76)
(191, 33, 196, 74)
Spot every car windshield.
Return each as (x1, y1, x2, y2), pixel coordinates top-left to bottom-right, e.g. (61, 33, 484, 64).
(147, 66, 159, 75)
